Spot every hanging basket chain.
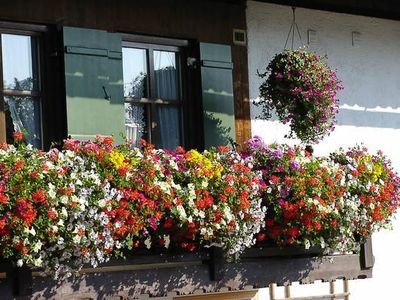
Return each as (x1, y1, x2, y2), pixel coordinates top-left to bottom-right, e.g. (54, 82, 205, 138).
(284, 6, 303, 50)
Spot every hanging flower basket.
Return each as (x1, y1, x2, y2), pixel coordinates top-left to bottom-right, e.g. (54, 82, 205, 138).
(257, 49, 343, 144)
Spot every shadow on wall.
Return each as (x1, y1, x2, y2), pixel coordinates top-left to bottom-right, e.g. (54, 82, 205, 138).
(31, 255, 319, 299)
(203, 111, 232, 146)
(337, 106, 400, 128)
(251, 100, 400, 130)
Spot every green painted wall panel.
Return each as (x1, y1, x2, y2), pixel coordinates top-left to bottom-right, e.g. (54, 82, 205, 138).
(200, 43, 235, 148)
(63, 27, 125, 144)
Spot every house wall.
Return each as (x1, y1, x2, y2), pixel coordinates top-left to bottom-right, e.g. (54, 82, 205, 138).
(247, 1, 400, 299)
(0, 0, 252, 146)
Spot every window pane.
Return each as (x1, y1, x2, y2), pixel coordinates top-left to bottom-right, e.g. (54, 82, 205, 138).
(4, 96, 41, 147)
(153, 51, 179, 100)
(1, 34, 39, 90)
(125, 102, 147, 147)
(122, 48, 148, 98)
(155, 105, 181, 149)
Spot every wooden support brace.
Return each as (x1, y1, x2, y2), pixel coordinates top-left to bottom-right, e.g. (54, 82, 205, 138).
(209, 247, 224, 281)
(360, 237, 374, 269)
(6, 265, 32, 297)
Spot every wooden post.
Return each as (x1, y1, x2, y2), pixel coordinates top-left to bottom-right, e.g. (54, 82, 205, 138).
(269, 283, 276, 300)
(329, 281, 336, 300)
(343, 279, 350, 300)
(284, 284, 291, 299)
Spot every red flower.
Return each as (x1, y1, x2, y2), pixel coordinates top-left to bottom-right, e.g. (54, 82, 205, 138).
(163, 218, 174, 230)
(13, 160, 24, 172)
(286, 226, 300, 238)
(283, 203, 298, 221)
(12, 131, 24, 142)
(256, 232, 267, 242)
(180, 242, 196, 252)
(16, 199, 37, 226)
(47, 209, 58, 220)
(30, 170, 39, 179)
(269, 175, 280, 184)
(0, 193, 8, 204)
(32, 189, 47, 204)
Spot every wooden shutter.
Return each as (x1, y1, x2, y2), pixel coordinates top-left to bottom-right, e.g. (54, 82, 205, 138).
(200, 43, 236, 148)
(63, 27, 125, 143)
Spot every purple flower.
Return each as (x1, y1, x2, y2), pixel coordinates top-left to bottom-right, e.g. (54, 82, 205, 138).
(272, 149, 283, 159)
(246, 136, 265, 152)
(289, 160, 300, 170)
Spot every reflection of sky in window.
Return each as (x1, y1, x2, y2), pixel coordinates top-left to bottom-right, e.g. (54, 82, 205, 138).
(122, 48, 177, 97)
(1, 34, 33, 89)
(154, 51, 176, 70)
(122, 48, 147, 97)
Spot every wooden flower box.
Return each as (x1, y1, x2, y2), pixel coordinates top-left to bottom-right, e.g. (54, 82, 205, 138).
(0, 238, 373, 299)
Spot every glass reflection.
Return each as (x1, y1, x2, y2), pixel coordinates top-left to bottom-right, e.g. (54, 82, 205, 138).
(125, 102, 146, 147)
(122, 48, 148, 98)
(153, 51, 178, 100)
(155, 105, 180, 149)
(2, 34, 38, 90)
(4, 96, 41, 147)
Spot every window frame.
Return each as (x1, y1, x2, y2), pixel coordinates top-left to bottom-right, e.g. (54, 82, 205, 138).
(0, 22, 47, 147)
(122, 36, 188, 148)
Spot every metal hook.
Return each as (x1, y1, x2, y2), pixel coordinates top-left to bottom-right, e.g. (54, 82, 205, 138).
(284, 5, 303, 50)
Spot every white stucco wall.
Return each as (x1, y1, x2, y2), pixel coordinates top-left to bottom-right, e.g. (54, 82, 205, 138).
(246, 1, 400, 299)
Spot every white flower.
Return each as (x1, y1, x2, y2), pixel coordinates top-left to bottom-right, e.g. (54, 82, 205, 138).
(32, 241, 43, 253)
(17, 259, 24, 267)
(176, 205, 187, 220)
(144, 238, 152, 250)
(304, 239, 311, 249)
(163, 235, 170, 249)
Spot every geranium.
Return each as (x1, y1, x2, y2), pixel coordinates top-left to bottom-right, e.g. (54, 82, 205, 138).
(331, 145, 400, 239)
(154, 146, 266, 258)
(1, 133, 399, 277)
(245, 137, 346, 250)
(257, 49, 342, 144)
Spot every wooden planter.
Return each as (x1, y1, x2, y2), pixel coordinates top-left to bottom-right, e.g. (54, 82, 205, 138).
(0, 238, 373, 299)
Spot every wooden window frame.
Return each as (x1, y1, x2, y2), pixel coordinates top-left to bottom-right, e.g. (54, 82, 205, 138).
(0, 21, 47, 147)
(122, 38, 187, 148)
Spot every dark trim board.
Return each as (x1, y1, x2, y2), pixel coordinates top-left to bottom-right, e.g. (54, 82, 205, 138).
(257, 0, 400, 21)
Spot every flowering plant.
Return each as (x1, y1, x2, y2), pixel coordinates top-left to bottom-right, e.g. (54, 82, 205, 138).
(0, 140, 117, 277)
(331, 146, 400, 239)
(245, 136, 347, 250)
(0, 133, 265, 276)
(161, 147, 265, 257)
(257, 49, 342, 144)
(245, 136, 400, 251)
(1, 132, 399, 276)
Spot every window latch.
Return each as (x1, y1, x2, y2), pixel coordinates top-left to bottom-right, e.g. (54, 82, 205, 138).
(102, 86, 111, 101)
(187, 57, 198, 69)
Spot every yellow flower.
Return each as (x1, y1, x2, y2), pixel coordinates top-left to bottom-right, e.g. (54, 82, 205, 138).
(373, 164, 383, 176)
(186, 150, 223, 179)
(109, 150, 125, 169)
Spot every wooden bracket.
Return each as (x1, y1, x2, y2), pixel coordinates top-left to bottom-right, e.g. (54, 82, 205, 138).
(6, 265, 33, 297)
(360, 237, 374, 269)
(209, 247, 225, 281)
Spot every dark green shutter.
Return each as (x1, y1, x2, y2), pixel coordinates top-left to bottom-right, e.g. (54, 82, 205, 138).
(63, 27, 125, 143)
(200, 43, 236, 148)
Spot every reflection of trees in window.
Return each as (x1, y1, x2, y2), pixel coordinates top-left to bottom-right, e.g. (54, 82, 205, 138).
(5, 76, 41, 148)
(125, 72, 147, 98)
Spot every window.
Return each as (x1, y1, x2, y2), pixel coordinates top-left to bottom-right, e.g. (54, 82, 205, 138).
(122, 41, 183, 149)
(0, 30, 43, 148)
